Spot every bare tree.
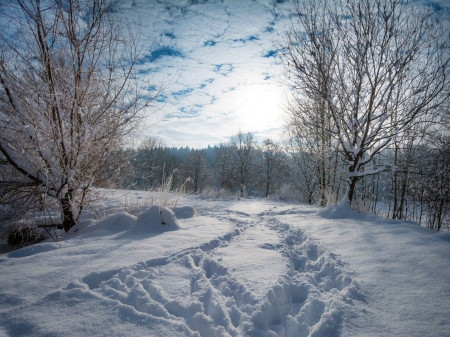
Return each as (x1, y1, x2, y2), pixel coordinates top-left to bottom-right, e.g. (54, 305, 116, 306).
(215, 143, 233, 190)
(260, 138, 288, 198)
(282, 0, 450, 204)
(133, 137, 167, 189)
(0, 0, 156, 232)
(229, 131, 257, 197)
(391, 134, 450, 231)
(181, 149, 212, 194)
(285, 114, 343, 205)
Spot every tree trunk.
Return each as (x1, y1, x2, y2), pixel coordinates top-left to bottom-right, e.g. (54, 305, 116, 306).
(348, 177, 358, 205)
(392, 144, 399, 219)
(347, 161, 359, 205)
(61, 190, 76, 233)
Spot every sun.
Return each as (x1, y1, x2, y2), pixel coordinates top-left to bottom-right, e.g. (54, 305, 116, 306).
(232, 82, 285, 131)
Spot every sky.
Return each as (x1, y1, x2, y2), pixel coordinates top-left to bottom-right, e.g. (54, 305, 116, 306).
(120, 0, 294, 149)
(3, 0, 447, 150)
(121, 0, 450, 149)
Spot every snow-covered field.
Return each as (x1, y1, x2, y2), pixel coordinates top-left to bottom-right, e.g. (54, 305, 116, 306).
(0, 189, 449, 337)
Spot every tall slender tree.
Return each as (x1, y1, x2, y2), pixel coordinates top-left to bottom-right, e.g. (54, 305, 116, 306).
(229, 131, 257, 197)
(260, 138, 288, 198)
(214, 143, 232, 190)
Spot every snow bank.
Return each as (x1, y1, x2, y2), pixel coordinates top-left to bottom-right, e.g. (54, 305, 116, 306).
(317, 200, 378, 221)
(173, 206, 196, 219)
(127, 206, 182, 234)
(67, 206, 184, 239)
(315, 198, 359, 219)
(66, 212, 137, 238)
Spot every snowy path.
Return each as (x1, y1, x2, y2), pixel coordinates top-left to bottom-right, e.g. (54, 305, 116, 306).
(74, 209, 359, 336)
(1, 195, 449, 336)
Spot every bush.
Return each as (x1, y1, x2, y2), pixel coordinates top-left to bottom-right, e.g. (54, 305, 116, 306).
(7, 227, 45, 246)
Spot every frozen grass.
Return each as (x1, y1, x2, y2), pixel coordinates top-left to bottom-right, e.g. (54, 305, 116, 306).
(84, 170, 191, 221)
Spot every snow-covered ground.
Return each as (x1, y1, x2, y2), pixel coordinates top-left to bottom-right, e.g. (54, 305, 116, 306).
(0, 189, 449, 337)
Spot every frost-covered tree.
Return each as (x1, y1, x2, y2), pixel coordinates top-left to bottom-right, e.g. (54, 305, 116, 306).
(229, 131, 257, 197)
(282, 0, 450, 204)
(181, 149, 212, 194)
(259, 138, 288, 198)
(215, 143, 233, 190)
(133, 137, 167, 189)
(0, 0, 155, 232)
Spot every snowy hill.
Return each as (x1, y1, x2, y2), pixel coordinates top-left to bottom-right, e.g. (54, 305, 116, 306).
(0, 190, 449, 337)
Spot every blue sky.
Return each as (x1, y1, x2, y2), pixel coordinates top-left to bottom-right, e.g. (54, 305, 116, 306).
(126, 0, 450, 149)
(1, 0, 448, 149)
(121, 0, 294, 148)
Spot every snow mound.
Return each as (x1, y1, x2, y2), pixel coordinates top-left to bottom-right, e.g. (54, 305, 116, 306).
(173, 206, 196, 219)
(128, 206, 182, 234)
(94, 212, 136, 233)
(8, 242, 61, 258)
(317, 202, 360, 219)
(317, 200, 378, 221)
(67, 212, 137, 238)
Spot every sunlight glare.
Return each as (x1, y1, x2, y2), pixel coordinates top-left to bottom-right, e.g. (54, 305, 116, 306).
(231, 83, 284, 131)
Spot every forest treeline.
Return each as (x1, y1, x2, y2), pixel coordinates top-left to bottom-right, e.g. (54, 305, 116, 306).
(100, 130, 450, 232)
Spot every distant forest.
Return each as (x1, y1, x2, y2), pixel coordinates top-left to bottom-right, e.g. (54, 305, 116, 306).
(102, 131, 450, 232)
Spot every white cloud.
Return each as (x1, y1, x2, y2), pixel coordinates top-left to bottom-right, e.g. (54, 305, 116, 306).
(120, 0, 292, 148)
(124, 0, 450, 148)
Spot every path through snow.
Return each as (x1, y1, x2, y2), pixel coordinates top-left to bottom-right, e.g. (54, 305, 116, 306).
(1, 193, 448, 337)
(41, 203, 362, 337)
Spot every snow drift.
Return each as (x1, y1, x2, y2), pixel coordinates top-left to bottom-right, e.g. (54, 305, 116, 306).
(129, 206, 182, 234)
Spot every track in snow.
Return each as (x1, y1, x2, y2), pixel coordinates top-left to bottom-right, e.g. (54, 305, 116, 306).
(57, 207, 363, 337)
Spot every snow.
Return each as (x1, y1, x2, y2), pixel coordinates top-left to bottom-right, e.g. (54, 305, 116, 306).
(130, 206, 182, 234)
(0, 190, 449, 337)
